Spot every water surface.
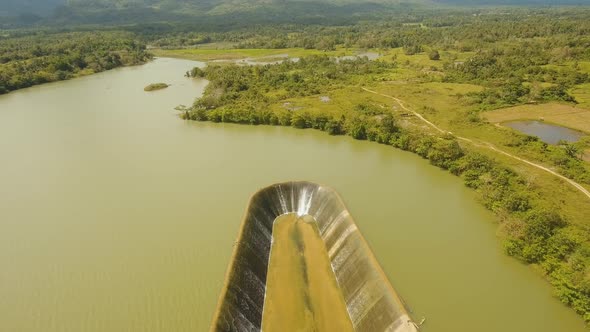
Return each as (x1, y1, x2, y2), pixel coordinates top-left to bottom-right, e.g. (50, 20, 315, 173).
(0, 58, 585, 332)
(505, 120, 586, 144)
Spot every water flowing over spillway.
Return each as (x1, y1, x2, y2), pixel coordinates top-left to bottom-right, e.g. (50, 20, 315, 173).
(211, 181, 418, 332)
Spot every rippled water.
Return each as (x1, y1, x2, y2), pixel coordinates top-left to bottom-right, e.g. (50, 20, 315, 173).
(0, 58, 585, 331)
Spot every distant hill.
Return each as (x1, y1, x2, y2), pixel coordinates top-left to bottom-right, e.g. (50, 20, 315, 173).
(437, 0, 589, 4)
(46, 0, 590, 22)
(59, 0, 590, 12)
(0, 0, 64, 17)
(48, 0, 434, 26)
(1, 0, 589, 26)
(1, 0, 588, 18)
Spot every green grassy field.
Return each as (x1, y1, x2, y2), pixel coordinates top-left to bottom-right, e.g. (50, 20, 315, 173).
(571, 83, 590, 110)
(152, 47, 356, 61)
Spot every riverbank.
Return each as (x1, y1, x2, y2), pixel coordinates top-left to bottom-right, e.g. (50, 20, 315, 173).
(182, 55, 590, 323)
(0, 31, 151, 95)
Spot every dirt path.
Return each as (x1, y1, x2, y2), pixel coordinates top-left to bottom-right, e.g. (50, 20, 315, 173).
(361, 87, 590, 200)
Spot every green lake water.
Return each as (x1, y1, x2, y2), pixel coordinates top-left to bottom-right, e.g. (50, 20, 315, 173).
(0, 57, 585, 331)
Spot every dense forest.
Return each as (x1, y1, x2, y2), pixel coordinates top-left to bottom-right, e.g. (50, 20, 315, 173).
(0, 31, 150, 94)
(147, 8, 590, 54)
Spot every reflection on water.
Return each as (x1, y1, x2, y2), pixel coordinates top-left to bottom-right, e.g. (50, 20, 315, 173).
(505, 120, 586, 144)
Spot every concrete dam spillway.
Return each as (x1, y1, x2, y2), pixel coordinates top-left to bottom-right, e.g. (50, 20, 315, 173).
(211, 181, 418, 332)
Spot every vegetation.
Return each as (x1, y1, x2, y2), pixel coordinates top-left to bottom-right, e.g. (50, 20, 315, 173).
(153, 47, 355, 62)
(182, 48, 590, 321)
(484, 104, 590, 134)
(1, 0, 584, 27)
(0, 31, 151, 94)
(144, 82, 169, 91)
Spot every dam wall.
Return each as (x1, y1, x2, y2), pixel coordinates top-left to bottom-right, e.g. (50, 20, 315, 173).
(211, 181, 418, 332)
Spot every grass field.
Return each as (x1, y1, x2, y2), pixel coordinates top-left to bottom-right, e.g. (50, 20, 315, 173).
(369, 81, 484, 130)
(152, 47, 356, 61)
(571, 83, 590, 110)
(543, 61, 590, 75)
(483, 103, 590, 133)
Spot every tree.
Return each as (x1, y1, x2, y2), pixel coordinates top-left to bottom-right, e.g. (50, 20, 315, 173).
(563, 143, 580, 159)
(427, 139, 464, 169)
(403, 44, 422, 55)
(428, 50, 440, 60)
(187, 67, 206, 78)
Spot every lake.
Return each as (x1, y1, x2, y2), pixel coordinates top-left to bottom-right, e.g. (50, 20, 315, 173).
(0, 58, 585, 332)
(505, 120, 587, 144)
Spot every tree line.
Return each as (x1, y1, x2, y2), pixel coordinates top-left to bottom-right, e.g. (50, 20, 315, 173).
(0, 31, 151, 94)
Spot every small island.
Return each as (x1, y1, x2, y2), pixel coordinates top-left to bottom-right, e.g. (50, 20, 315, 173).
(144, 83, 169, 91)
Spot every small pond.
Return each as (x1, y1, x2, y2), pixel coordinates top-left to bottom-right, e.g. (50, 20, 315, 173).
(504, 120, 587, 144)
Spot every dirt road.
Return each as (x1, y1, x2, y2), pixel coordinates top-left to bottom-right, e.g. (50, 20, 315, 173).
(361, 87, 590, 200)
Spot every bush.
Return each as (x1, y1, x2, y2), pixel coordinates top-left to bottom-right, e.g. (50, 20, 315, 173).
(324, 117, 345, 135)
(428, 50, 440, 60)
(427, 139, 464, 169)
